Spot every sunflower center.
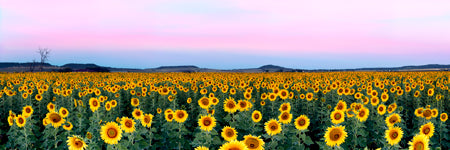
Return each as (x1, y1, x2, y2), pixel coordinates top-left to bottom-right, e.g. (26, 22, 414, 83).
(245, 138, 259, 149)
(144, 117, 150, 123)
(423, 110, 431, 117)
(18, 118, 24, 124)
(125, 120, 132, 128)
(379, 107, 384, 111)
(389, 117, 397, 123)
(423, 128, 430, 134)
(226, 130, 234, 137)
(168, 114, 173, 119)
(62, 110, 67, 115)
(74, 140, 83, 148)
(178, 113, 184, 118)
(240, 102, 247, 108)
(107, 128, 118, 138)
(298, 119, 305, 126)
(203, 119, 211, 126)
(330, 129, 341, 141)
(227, 102, 235, 108)
(337, 105, 343, 110)
(359, 111, 365, 117)
(282, 106, 287, 111)
(415, 141, 424, 150)
(270, 123, 278, 130)
(26, 108, 31, 113)
(334, 113, 342, 120)
(442, 115, 447, 119)
(282, 113, 289, 120)
(50, 113, 61, 122)
(136, 111, 141, 116)
(93, 101, 98, 106)
(391, 132, 398, 138)
(253, 114, 260, 119)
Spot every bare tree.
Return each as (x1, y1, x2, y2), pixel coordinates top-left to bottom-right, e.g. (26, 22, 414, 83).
(37, 47, 51, 71)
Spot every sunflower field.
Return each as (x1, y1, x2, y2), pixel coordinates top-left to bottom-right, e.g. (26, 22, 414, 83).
(0, 72, 449, 150)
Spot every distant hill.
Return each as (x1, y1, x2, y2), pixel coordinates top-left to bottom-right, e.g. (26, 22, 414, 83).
(61, 63, 101, 70)
(0, 62, 52, 68)
(0, 62, 449, 72)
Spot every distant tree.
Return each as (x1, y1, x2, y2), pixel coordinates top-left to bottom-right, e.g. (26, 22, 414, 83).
(29, 59, 38, 72)
(37, 47, 51, 71)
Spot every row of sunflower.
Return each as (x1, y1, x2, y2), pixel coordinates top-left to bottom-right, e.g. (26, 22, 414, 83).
(0, 72, 449, 149)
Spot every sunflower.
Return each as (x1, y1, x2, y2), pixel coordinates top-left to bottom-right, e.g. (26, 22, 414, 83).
(244, 92, 252, 100)
(63, 122, 73, 131)
(120, 117, 136, 133)
(385, 126, 403, 145)
(60, 107, 69, 118)
(356, 107, 369, 122)
(67, 135, 87, 150)
(408, 134, 429, 150)
(105, 101, 112, 111)
(141, 114, 153, 127)
(22, 105, 33, 118)
(388, 103, 397, 114)
(174, 110, 188, 123)
(427, 88, 434, 96)
(385, 113, 401, 127)
(278, 89, 289, 100)
(195, 146, 209, 150)
(278, 111, 293, 124)
(268, 93, 277, 101)
(294, 115, 310, 131)
(224, 97, 238, 113)
(198, 97, 211, 110)
(252, 110, 262, 123)
(8, 116, 14, 126)
(221, 126, 238, 141)
(86, 132, 93, 139)
(279, 102, 291, 112)
(89, 97, 100, 112)
(46, 111, 65, 128)
(419, 122, 434, 138)
(260, 101, 266, 106)
(422, 109, 432, 120)
(198, 115, 216, 132)
(324, 125, 347, 147)
(431, 109, 438, 118)
(110, 100, 117, 107)
(381, 92, 389, 102)
(441, 113, 448, 122)
(159, 87, 170, 95)
(132, 108, 143, 120)
(264, 119, 282, 136)
(47, 102, 55, 112)
(22, 93, 28, 99)
(131, 98, 139, 107)
(306, 93, 313, 101)
(210, 97, 219, 105)
(219, 140, 249, 150)
(377, 104, 386, 115)
(335, 100, 347, 111)
(16, 114, 26, 128)
(415, 107, 424, 117)
(330, 110, 345, 124)
(238, 100, 249, 111)
(100, 122, 123, 145)
(35, 94, 43, 101)
(243, 135, 265, 150)
(370, 97, 379, 106)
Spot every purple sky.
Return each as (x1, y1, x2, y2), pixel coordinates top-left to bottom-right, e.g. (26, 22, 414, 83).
(1, 0, 450, 69)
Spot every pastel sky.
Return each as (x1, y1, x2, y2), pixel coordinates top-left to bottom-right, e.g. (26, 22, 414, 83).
(1, 0, 450, 69)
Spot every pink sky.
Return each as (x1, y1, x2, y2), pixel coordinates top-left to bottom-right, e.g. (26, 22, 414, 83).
(1, 0, 450, 69)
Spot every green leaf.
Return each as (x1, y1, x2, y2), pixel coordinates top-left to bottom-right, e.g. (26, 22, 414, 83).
(304, 136, 314, 145)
